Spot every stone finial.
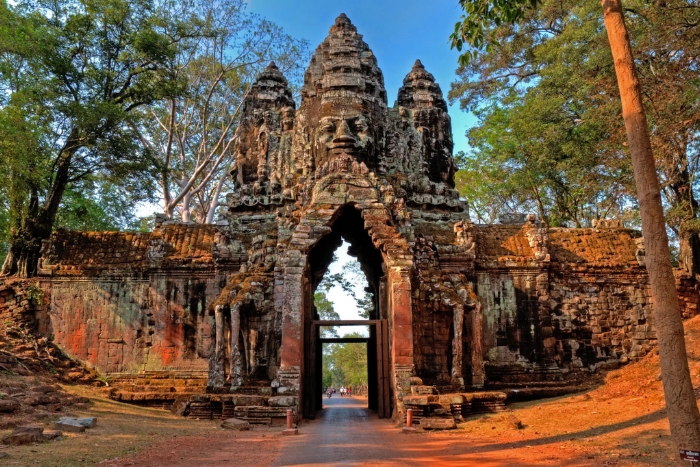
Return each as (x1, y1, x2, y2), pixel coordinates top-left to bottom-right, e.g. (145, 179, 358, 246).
(398, 61, 446, 111)
(267, 61, 278, 70)
(330, 13, 357, 33)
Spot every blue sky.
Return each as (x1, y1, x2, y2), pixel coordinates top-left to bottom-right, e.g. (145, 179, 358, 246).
(247, 0, 476, 154)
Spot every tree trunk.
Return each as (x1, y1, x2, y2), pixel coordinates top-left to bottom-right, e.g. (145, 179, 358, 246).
(181, 191, 192, 223)
(205, 169, 229, 224)
(668, 152, 700, 277)
(2, 144, 75, 278)
(1, 219, 51, 278)
(602, 0, 700, 457)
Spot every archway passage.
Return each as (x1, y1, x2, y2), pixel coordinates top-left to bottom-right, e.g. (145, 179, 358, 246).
(321, 337, 368, 403)
(303, 204, 390, 419)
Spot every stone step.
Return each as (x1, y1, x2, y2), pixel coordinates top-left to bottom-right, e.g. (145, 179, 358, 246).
(472, 401, 506, 413)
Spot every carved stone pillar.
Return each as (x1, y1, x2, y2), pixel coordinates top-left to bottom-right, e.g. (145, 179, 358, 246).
(389, 266, 413, 366)
(208, 305, 226, 388)
(388, 264, 414, 418)
(451, 304, 465, 388)
(471, 301, 485, 388)
(229, 303, 243, 387)
(280, 249, 304, 394)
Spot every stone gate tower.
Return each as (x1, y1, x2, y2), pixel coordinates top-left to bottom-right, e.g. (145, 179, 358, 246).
(210, 13, 480, 418)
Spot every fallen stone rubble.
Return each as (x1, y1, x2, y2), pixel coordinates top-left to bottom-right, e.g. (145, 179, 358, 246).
(1, 424, 62, 445)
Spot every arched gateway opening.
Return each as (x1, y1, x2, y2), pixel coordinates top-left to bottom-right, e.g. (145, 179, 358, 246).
(302, 204, 391, 418)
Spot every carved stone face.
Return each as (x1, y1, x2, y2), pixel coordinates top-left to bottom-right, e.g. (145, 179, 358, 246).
(315, 112, 372, 163)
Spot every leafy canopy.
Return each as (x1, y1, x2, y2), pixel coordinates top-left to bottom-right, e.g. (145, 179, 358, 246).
(450, 0, 541, 65)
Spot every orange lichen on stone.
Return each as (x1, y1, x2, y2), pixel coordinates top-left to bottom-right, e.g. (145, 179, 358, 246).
(41, 224, 220, 274)
(548, 228, 640, 266)
(474, 225, 535, 262)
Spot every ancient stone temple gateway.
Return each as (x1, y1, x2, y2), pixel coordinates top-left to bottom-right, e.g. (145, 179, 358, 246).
(34, 14, 696, 423)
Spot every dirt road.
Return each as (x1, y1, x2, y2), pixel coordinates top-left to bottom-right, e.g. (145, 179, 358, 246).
(275, 395, 400, 466)
(274, 396, 639, 467)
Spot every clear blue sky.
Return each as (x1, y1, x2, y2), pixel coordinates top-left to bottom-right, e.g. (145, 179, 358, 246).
(247, 0, 476, 155)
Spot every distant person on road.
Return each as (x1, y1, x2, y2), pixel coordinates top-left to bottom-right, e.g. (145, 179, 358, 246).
(347, 387, 352, 396)
(327, 388, 332, 399)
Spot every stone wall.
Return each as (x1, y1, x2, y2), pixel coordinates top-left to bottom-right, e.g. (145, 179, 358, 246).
(39, 275, 222, 375)
(0, 278, 44, 330)
(36, 224, 234, 377)
(468, 224, 660, 386)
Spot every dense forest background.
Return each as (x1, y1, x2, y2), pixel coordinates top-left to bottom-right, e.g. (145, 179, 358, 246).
(450, 0, 700, 274)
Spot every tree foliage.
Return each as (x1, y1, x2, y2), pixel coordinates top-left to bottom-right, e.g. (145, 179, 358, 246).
(0, 0, 186, 276)
(314, 291, 339, 338)
(0, 0, 309, 275)
(134, 0, 309, 223)
(317, 255, 374, 319)
(322, 334, 368, 390)
(450, 0, 700, 273)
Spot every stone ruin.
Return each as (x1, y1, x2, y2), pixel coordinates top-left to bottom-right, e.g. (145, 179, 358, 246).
(29, 14, 700, 425)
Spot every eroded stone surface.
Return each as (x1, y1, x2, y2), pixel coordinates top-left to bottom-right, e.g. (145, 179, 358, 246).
(420, 417, 456, 430)
(1, 425, 50, 445)
(54, 418, 86, 433)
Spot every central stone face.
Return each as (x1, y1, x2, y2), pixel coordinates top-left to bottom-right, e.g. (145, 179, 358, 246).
(299, 13, 388, 175)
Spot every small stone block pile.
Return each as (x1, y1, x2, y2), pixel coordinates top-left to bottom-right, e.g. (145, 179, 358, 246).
(402, 390, 507, 428)
(1, 425, 62, 445)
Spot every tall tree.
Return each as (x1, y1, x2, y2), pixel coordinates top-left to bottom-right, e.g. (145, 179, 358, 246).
(0, 0, 188, 276)
(134, 0, 309, 223)
(601, 0, 700, 453)
(314, 291, 340, 338)
(451, 0, 700, 455)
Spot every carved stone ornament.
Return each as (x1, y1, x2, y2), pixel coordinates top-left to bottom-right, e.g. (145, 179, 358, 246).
(147, 239, 166, 261)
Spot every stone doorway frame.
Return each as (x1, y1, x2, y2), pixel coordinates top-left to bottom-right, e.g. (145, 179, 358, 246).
(275, 174, 415, 422)
(312, 319, 391, 419)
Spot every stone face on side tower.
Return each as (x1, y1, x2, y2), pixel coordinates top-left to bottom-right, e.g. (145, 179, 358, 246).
(397, 59, 456, 188)
(35, 13, 673, 425)
(229, 62, 296, 209)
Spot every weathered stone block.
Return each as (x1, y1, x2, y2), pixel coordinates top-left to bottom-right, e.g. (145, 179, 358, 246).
(42, 430, 62, 440)
(2, 425, 45, 445)
(231, 395, 268, 406)
(54, 418, 86, 433)
(410, 385, 436, 395)
(438, 394, 463, 405)
(267, 396, 297, 407)
(76, 417, 97, 428)
(221, 418, 250, 431)
(420, 417, 456, 430)
(0, 399, 20, 413)
(402, 395, 437, 406)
